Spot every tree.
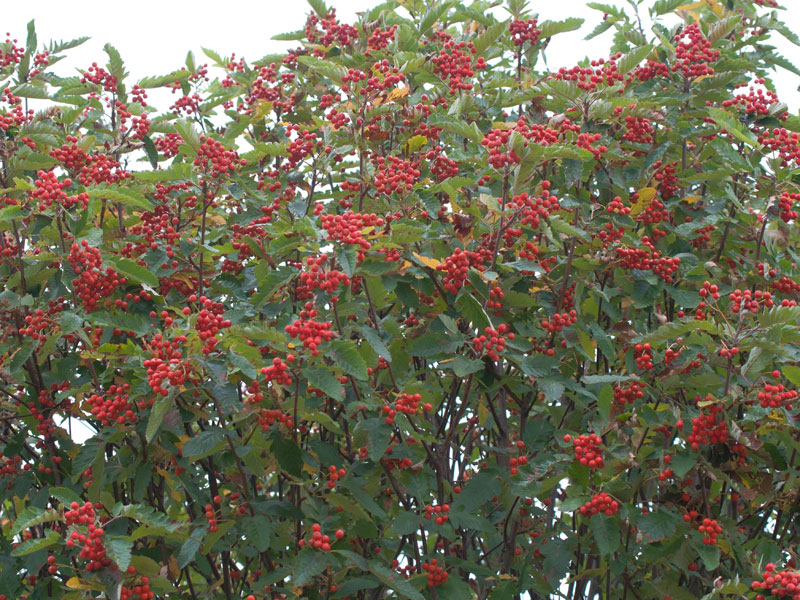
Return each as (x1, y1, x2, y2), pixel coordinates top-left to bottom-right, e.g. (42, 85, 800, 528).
(1, 0, 800, 597)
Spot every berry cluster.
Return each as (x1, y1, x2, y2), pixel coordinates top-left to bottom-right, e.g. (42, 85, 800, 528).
(431, 39, 482, 94)
(606, 196, 631, 215)
(481, 127, 521, 169)
(31, 170, 88, 211)
(320, 212, 385, 261)
(64, 501, 110, 572)
(633, 343, 653, 371)
(304, 10, 358, 48)
(752, 563, 800, 600)
(284, 302, 335, 356)
(204, 502, 218, 532)
(723, 80, 782, 117)
(729, 288, 773, 314)
(672, 24, 720, 79)
(758, 127, 800, 167)
(299, 523, 342, 551)
(778, 191, 799, 223)
(473, 324, 513, 361)
(614, 381, 644, 407)
(260, 356, 293, 386)
(565, 433, 604, 469)
(509, 18, 540, 47)
(367, 25, 397, 51)
(687, 400, 728, 450)
(373, 155, 419, 194)
(81, 62, 118, 92)
(424, 503, 450, 525)
(540, 311, 577, 334)
(578, 492, 619, 516)
(439, 248, 484, 293)
(68, 241, 125, 311)
(258, 408, 294, 431)
(422, 559, 448, 587)
(513, 182, 561, 229)
(86, 384, 135, 426)
(194, 136, 244, 179)
(683, 511, 722, 545)
(325, 465, 346, 490)
(616, 247, 680, 283)
(551, 55, 626, 92)
(757, 381, 797, 410)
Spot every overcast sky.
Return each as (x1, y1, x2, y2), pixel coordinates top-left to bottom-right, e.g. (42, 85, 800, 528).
(5, 0, 800, 110)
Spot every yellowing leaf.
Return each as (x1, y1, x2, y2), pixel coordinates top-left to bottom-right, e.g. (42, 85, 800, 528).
(412, 252, 442, 269)
(407, 135, 427, 153)
(66, 577, 102, 591)
(630, 187, 657, 216)
(683, 195, 703, 205)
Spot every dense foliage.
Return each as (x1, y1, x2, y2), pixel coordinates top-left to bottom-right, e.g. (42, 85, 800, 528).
(2, 0, 800, 598)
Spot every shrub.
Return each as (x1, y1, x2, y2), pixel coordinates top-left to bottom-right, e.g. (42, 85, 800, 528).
(1, 0, 800, 598)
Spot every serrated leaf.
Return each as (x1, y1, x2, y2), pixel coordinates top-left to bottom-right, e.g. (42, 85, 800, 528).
(420, 3, 451, 35)
(11, 507, 60, 536)
(11, 530, 60, 556)
(182, 429, 225, 460)
(304, 367, 344, 399)
(146, 396, 173, 443)
(707, 15, 740, 46)
(177, 535, 202, 569)
(272, 434, 303, 477)
(307, 0, 328, 17)
(473, 20, 507, 56)
(707, 106, 760, 149)
(137, 70, 191, 89)
(112, 259, 160, 288)
(590, 513, 620, 555)
(329, 340, 368, 380)
(106, 538, 132, 572)
(86, 186, 152, 210)
(539, 18, 584, 39)
(617, 44, 652, 74)
(369, 561, 425, 600)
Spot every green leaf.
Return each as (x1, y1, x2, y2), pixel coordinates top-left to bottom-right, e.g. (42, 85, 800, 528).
(11, 530, 60, 556)
(707, 106, 760, 149)
(86, 186, 153, 210)
(307, 0, 328, 17)
(452, 355, 483, 377)
(473, 20, 507, 57)
(783, 365, 800, 386)
(294, 548, 336, 586)
(177, 534, 203, 569)
(652, 0, 685, 15)
(583, 374, 638, 385)
(304, 367, 344, 399)
(420, 2, 452, 35)
(106, 538, 133, 572)
(638, 508, 678, 541)
(337, 244, 357, 277)
(11, 507, 59, 537)
(617, 44, 652, 74)
(103, 43, 126, 81)
(707, 15, 740, 46)
(112, 259, 160, 288)
(590, 513, 620, 555)
(369, 561, 425, 600)
(60, 311, 83, 334)
(272, 434, 303, 477)
(539, 17, 584, 39)
(137, 70, 191, 89)
(329, 340, 368, 380)
(696, 543, 720, 570)
(182, 429, 226, 460)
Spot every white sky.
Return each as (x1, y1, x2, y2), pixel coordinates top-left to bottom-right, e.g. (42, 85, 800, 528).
(5, 0, 800, 110)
